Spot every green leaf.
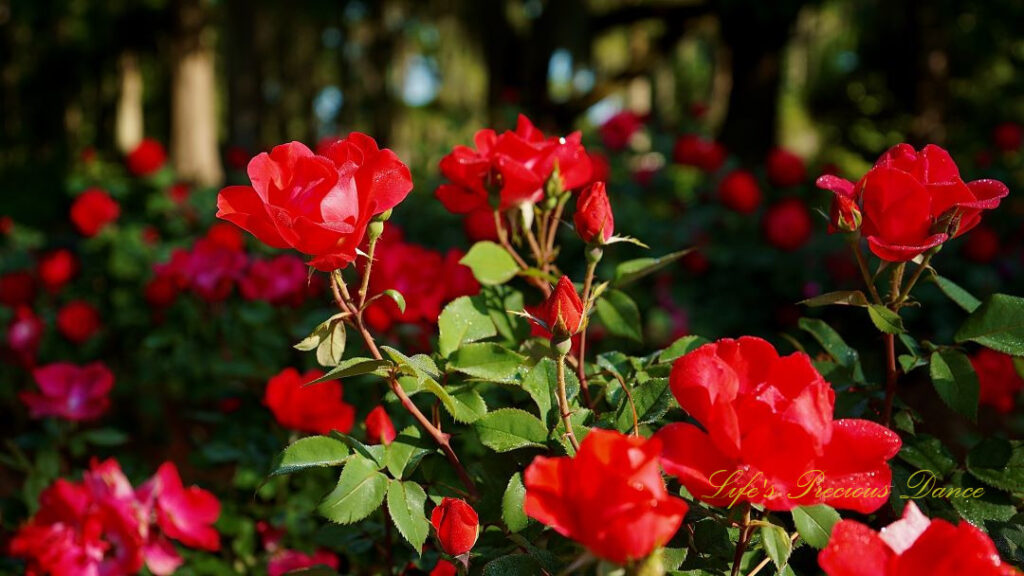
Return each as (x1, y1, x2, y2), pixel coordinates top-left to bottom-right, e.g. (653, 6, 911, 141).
(614, 378, 670, 433)
(315, 320, 347, 367)
(988, 514, 1024, 566)
(800, 290, 870, 308)
(384, 426, 432, 479)
(867, 305, 905, 334)
(760, 523, 793, 571)
(475, 408, 548, 452)
(955, 294, 1024, 356)
(438, 296, 497, 357)
(932, 275, 981, 313)
(318, 454, 389, 524)
(929, 350, 979, 421)
(386, 481, 430, 554)
(948, 472, 1016, 526)
(521, 358, 555, 423)
(271, 436, 350, 476)
(899, 435, 957, 479)
(460, 241, 519, 285)
(502, 473, 529, 533)
(967, 438, 1024, 492)
(419, 380, 487, 424)
(595, 289, 643, 343)
(612, 249, 692, 287)
(448, 342, 525, 383)
(659, 335, 710, 363)
(381, 289, 406, 313)
(80, 428, 129, 446)
(791, 505, 841, 549)
(294, 313, 345, 351)
(305, 358, 392, 386)
(798, 318, 860, 369)
(482, 554, 544, 576)
(328, 431, 386, 468)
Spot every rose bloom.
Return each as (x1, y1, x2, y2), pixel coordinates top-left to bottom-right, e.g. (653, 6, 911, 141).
(365, 405, 397, 445)
(599, 111, 644, 151)
(430, 560, 458, 576)
(532, 276, 584, 341)
(145, 273, 180, 308)
(820, 502, 1021, 575)
(970, 348, 1024, 414)
(762, 198, 812, 251)
(56, 300, 102, 343)
(817, 144, 1008, 262)
(125, 138, 167, 176)
(0, 270, 36, 307)
(524, 429, 688, 565)
(217, 135, 413, 271)
(657, 336, 901, 512)
(6, 306, 43, 366)
(766, 147, 806, 187)
(38, 249, 78, 291)
(463, 207, 501, 242)
(268, 549, 339, 576)
(672, 134, 726, 173)
(20, 362, 113, 421)
(240, 254, 310, 306)
(718, 170, 762, 213)
(71, 188, 121, 237)
(430, 498, 479, 556)
(263, 368, 355, 435)
(574, 181, 615, 244)
(136, 462, 221, 552)
(157, 226, 248, 303)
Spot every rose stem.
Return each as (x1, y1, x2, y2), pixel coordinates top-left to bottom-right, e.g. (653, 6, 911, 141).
(494, 209, 551, 297)
(555, 351, 581, 452)
(744, 532, 799, 576)
(731, 504, 752, 576)
(357, 233, 379, 309)
(881, 262, 905, 428)
(575, 258, 599, 409)
(895, 250, 935, 306)
(850, 242, 882, 304)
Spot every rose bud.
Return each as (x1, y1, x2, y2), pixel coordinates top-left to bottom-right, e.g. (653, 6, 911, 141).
(430, 560, 458, 576)
(38, 249, 77, 292)
(365, 405, 397, 445)
(56, 300, 101, 343)
(573, 182, 614, 245)
(762, 198, 812, 251)
(125, 138, 167, 176)
(70, 188, 120, 237)
(766, 147, 806, 187)
(538, 276, 584, 346)
(430, 498, 479, 557)
(819, 174, 863, 234)
(717, 170, 762, 214)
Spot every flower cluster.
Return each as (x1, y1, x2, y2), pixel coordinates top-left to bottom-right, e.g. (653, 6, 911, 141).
(263, 367, 355, 436)
(20, 362, 113, 421)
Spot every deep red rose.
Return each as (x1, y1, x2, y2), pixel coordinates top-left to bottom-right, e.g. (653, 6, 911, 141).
(71, 188, 120, 237)
(657, 336, 901, 512)
(535, 276, 584, 341)
(430, 498, 479, 556)
(0, 271, 36, 307)
(463, 207, 501, 242)
(587, 151, 611, 184)
(263, 368, 355, 435)
(762, 198, 812, 251)
(817, 144, 1008, 262)
(145, 274, 180, 308)
(820, 502, 1021, 575)
(993, 122, 1023, 152)
(156, 227, 248, 303)
(430, 559, 458, 576)
(240, 255, 310, 306)
(137, 462, 221, 552)
(168, 182, 191, 205)
(970, 349, 1023, 414)
(573, 181, 614, 244)
(672, 134, 726, 173)
(217, 136, 413, 271)
(205, 222, 246, 252)
(442, 248, 480, 302)
(718, 170, 762, 214)
(523, 429, 688, 565)
(819, 174, 863, 234)
(599, 111, 644, 151)
(766, 147, 806, 187)
(268, 549, 340, 576)
(126, 138, 167, 176)
(365, 405, 397, 445)
(961, 225, 1000, 263)
(56, 300, 101, 343)
(38, 249, 77, 291)
(21, 362, 113, 421)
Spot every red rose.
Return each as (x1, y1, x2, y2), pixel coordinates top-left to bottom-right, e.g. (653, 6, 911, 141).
(762, 198, 812, 251)
(71, 188, 120, 237)
(463, 207, 500, 242)
(268, 549, 339, 576)
(365, 405, 397, 445)
(137, 462, 221, 552)
(38, 249, 77, 291)
(819, 175, 862, 233)
(587, 151, 611, 185)
(430, 498, 479, 556)
(766, 147, 806, 187)
(217, 136, 413, 271)
(717, 170, 762, 213)
(6, 306, 43, 364)
(820, 502, 1021, 575)
(573, 181, 614, 244)
(126, 138, 167, 176)
(672, 134, 726, 173)
(442, 248, 480, 302)
(0, 271, 36, 307)
(20, 362, 113, 421)
(145, 274, 180, 308)
(599, 111, 643, 151)
(430, 560, 458, 576)
(263, 368, 355, 435)
(205, 222, 246, 252)
(168, 183, 191, 204)
(970, 349, 1023, 414)
(523, 429, 688, 565)
(993, 122, 1022, 152)
(657, 336, 901, 512)
(535, 276, 584, 341)
(816, 144, 1008, 262)
(961, 225, 1000, 263)
(240, 255, 310, 306)
(56, 300, 101, 343)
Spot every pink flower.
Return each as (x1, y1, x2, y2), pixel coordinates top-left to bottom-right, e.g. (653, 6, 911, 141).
(240, 255, 310, 306)
(137, 462, 221, 552)
(20, 362, 113, 421)
(6, 306, 43, 365)
(268, 549, 340, 576)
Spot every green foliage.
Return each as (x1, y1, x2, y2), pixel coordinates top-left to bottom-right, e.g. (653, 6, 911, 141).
(461, 241, 520, 285)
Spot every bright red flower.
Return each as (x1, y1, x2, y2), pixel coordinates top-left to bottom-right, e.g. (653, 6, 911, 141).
(599, 111, 644, 151)
(263, 368, 355, 435)
(463, 207, 500, 242)
(816, 144, 1008, 262)
(993, 122, 1023, 152)
(961, 225, 1000, 263)
(56, 300, 101, 343)
(574, 181, 615, 244)
(21, 362, 113, 421)
(430, 498, 479, 556)
(168, 183, 190, 205)
(657, 336, 901, 512)
(137, 462, 221, 552)
(820, 502, 1022, 575)
(587, 151, 611, 185)
(71, 188, 121, 237)
(820, 174, 862, 234)
(718, 170, 762, 214)
(430, 559, 459, 576)
(156, 228, 248, 302)
(217, 136, 413, 271)
(38, 249, 77, 291)
(365, 405, 397, 445)
(240, 255, 310, 306)
(126, 138, 167, 176)
(970, 349, 1024, 414)
(672, 134, 726, 173)
(762, 198, 812, 251)
(524, 429, 688, 565)
(535, 276, 584, 341)
(268, 549, 340, 576)
(766, 147, 806, 187)
(0, 271, 36, 307)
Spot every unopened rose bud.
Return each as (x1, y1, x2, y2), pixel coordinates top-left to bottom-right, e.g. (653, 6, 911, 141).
(364, 405, 397, 445)
(574, 182, 615, 245)
(430, 498, 479, 557)
(830, 192, 862, 234)
(542, 276, 585, 344)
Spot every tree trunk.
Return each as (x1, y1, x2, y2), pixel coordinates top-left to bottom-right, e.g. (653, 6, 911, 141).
(115, 52, 144, 154)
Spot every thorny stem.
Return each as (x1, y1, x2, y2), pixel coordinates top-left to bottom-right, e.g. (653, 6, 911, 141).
(330, 272, 478, 498)
(545, 195, 568, 256)
(523, 212, 546, 266)
(555, 352, 581, 452)
(576, 258, 599, 409)
(851, 241, 882, 304)
(358, 234, 379, 309)
(881, 263, 905, 427)
(895, 251, 935, 306)
(494, 209, 551, 297)
(731, 505, 753, 576)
